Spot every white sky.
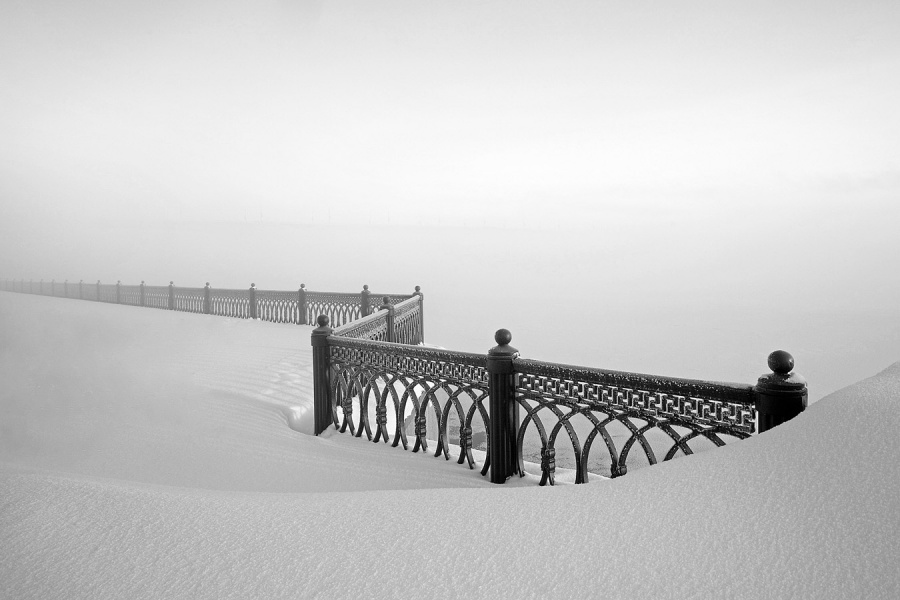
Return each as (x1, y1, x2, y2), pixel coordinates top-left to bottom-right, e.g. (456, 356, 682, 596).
(2, 0, 899, 227)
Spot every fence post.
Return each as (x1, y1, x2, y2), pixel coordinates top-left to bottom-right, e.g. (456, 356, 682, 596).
(96, 280, 101, 302)
(486, 329, 520, 483)
(755, 350, 808, 433)
(40, 279, 44, 295)
(249, 283, 257, 319)
(29, 279, 33, 294)
(168, 281, 175, 310)
(79, 280, 83, 300)
(116, 280, 121, 304)
(51, 279, 55, 296)
(360, 285, 371, 318)
(63, 280, 68, 297)
(415, 285, 424, 344)
(204, 283, 211, 314)
(380, 296, 395, 343)
(311, 315, 334, 435)
(298, 284, 307, 325)
(140, 281, 145, 307)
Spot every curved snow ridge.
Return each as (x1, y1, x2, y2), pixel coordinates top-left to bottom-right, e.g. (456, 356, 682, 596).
(3, 363, 900, 599)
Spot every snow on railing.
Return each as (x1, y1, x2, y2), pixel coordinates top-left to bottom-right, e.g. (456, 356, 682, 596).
(313, 311, 808, 486)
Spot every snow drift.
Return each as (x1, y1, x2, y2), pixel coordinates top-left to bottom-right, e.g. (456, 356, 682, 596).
(1, 292, 898, 599)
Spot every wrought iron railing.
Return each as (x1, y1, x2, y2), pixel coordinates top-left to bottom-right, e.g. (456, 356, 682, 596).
(0, 278, 419, 330)
(1, 274, 808, 486)
(311, 318, 807, 486)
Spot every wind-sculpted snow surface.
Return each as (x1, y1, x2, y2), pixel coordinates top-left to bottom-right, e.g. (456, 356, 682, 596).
(1, 292, 899, 599)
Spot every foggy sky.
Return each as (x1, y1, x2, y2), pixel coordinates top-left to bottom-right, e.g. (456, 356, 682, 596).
(2, 0, 899, 229)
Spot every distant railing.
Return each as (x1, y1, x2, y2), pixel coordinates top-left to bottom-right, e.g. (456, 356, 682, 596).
(311, 319, 808, 486)
(0, 278, 420, 330)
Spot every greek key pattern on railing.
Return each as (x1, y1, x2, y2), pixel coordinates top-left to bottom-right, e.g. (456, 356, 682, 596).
(209, 289, 250, 318)
(329, 338, 492, 473)
(512, 358, 756, 485)
(256, 289, 300, 324)
(393, 297, 422, 345)
(172, 287, 205, 313)
(119, 285, 142, 306)
(143, 286, 169, 309)
(334, 310, 390, 341)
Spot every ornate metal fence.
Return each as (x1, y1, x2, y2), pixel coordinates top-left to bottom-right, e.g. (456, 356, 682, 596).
(2, 274, 809, 486)
(0, 278, 419, 331)
(311, 318, 808, 486)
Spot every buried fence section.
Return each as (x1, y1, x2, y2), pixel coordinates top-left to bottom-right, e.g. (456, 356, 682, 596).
(313, 322, 809, 486)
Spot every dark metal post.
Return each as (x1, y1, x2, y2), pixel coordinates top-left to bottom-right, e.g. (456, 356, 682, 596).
(203, 283, 211, 314)
(381, 296, 395, 343)
(298, 284, 308, 325)
(486, 329, 520, 483)
(96, 280, 101, 302)
(249, 283, 257, 319)
(140, 281, 145, 306)
(311, 315, 334, 435)
(168, 281, 175, 310)
(415, 285, 424, 344)
(360, 285, 371, 317)
(116, 280, 121, 304)
(755, 350, 808, 433)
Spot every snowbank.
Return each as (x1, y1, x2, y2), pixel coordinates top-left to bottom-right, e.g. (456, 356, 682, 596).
(1, 292, 898, 599)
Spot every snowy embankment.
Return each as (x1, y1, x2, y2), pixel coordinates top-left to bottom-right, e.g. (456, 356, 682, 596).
(1, 292, 898, 599)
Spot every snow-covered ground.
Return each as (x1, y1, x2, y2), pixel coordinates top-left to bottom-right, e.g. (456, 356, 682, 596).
(2, 292, 899, 599)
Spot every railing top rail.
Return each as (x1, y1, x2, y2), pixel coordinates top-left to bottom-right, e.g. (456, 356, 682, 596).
(306, 289, 413, 299)
(513, 357, 756, 405)
(328, 335, 488, 370)
(332, 306, 388, 337)
(389, 295, 421, 311)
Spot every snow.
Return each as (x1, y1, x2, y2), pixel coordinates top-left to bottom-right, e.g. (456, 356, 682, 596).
(2, 291, 899, 599)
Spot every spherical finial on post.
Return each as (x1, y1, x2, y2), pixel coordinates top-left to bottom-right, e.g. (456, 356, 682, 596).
(755, 349, 807, 434)
(768, 350, 794, 375)
(363, 284, 369, 291)
(382, 296, 390, 305)
(250, 283, 255, 288)
(316, 315, 330, 327)
(300, 283, 305, 289)
(415, 285, 421, 293)
(205, 282, 210, 287)
(489, 329, 517, 357)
